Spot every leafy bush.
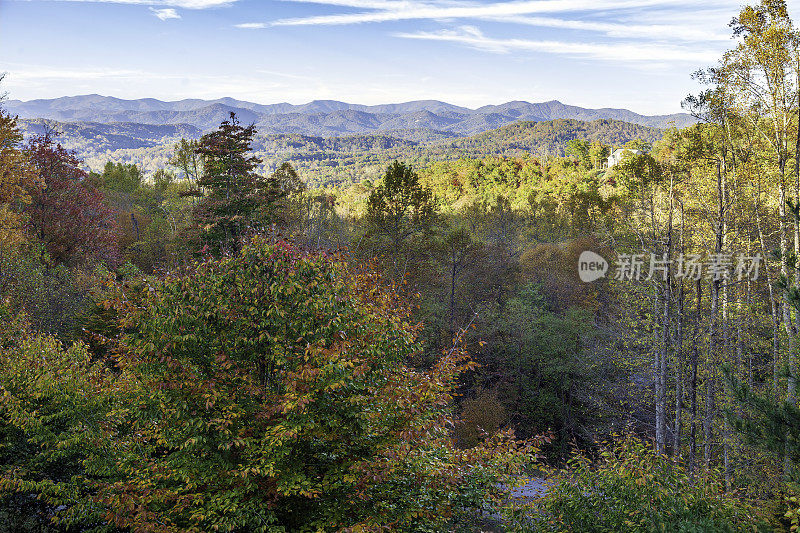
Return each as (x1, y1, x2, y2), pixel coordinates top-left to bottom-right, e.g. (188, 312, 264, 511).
(0, 314, 116, 532)
(454, 388, 508, 449)
(506, 435, 771, 533)
(0, 244, 87, 340)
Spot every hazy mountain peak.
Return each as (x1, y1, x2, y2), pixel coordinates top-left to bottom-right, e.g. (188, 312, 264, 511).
(3, 94, 697, 135)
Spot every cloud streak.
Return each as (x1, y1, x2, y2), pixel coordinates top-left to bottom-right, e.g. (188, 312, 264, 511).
(47, 0, 236, 8)
(235, 22, 267, 28)
(488, 15, 729, 42)
(271, 0, 732, 27)
(6, 67, 152, 82)
(395, 25, 719, 63)
(258, 0, 732, 68)
(150, 7, 181, 19)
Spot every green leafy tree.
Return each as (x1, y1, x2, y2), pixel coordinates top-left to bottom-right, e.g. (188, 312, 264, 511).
(365, 161, 438, 282)
(169, 138, 203, 192)
(588, 141, 610, 170)
(0, 311, 117, 532)
(565, 139, 591, 169)
(272, 161, 306, 198)
(0, 110, 37, 249)
(726, 369, 800, 478)
(98, 161, 144, 197)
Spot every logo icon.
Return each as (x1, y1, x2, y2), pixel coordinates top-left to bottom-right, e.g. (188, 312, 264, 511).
(578, 251, 608, 282)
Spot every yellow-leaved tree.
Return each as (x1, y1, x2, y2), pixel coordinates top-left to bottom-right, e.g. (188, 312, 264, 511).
(0, 108, 37, 248)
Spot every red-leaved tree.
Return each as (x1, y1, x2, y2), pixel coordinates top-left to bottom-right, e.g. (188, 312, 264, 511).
(25, 133, 119, 267)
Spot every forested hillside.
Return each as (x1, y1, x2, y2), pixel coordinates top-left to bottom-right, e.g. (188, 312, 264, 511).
(20, 118, 203, 151)
(3, 1, 800, 532)
(18, 117, 662, 187)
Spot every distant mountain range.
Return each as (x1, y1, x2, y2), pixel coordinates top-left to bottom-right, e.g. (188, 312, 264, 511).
(4, 95, 679, 187)
(5, 94, 696, 136)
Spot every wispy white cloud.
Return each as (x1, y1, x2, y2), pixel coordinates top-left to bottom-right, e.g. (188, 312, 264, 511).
(265, 0, 732, 68)
(235, 22, 267, 29)
(278, 0, 418, 9)
(272, 0, 732, 27)
(254, 69, 317, 80)
(8, 67, 150, 81)
(46, 0, 236, 8)
(2, 65, 293, 100)
(488, 16, 729, 42)
(150, 7, 181, 19)
(395, 25, 719, 63)
(3, 64, 446, 109)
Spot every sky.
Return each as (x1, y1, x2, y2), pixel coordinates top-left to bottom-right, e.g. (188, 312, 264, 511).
(1, 0, 794, 115)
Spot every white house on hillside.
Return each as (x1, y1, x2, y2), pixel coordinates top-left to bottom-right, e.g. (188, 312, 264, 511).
(606, 148, 641, 168)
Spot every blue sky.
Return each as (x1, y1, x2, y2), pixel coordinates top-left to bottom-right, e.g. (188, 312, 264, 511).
(1, 0, 788, 114)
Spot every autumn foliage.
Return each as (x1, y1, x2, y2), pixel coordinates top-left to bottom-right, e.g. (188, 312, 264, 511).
(0, 110, 37, 248)
(0, 237, 531, 532)
(25, 133, 119, 267)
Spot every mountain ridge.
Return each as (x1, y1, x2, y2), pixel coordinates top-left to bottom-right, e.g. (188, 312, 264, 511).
(4, 95, 696, 135)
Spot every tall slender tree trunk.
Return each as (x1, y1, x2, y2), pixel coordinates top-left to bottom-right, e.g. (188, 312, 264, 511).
(449, 251, 457, 336)
(657, 279, 670, 455)
(705, 159, 725, 472)
(651, 190, 669, 455)
(673, 208, 685, 459)
(780, 167, 793, 341)
(690, 279, 701, 474)
(705, 280, 719, 472)
(723, 280, 731, 490)
(781, 161, 799, 479)
(755, 181, 781, 400)
(722, 156, 732, 490)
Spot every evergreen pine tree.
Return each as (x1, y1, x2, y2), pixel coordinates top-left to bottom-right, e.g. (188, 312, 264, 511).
(191, 112, 283, 254)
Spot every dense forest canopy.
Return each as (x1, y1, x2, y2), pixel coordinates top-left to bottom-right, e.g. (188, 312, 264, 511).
(6, 0, 800, 531)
